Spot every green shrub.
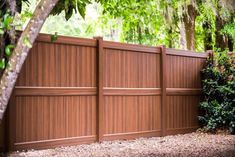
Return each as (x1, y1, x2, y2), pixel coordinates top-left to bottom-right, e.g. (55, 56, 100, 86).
(199, 52, 235, 134)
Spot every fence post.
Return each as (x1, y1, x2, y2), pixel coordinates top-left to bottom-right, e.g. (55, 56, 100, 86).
(160, 45, 167, 136)
(94, 37, 104, 142)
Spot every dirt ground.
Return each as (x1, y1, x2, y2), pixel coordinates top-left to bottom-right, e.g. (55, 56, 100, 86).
(8, 133, 235, 157)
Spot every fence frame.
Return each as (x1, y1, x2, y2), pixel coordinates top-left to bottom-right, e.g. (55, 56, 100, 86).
(0, 33, 210, 151)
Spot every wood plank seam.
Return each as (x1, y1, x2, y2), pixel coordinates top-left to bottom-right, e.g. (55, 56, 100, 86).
(160, 45, 167, 136)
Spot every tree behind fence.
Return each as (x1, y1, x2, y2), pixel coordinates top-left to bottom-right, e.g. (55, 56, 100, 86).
(0, 33, 208, 151)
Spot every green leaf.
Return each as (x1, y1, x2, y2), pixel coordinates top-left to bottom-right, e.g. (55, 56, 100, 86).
(5, 44, 14, 56)
(23, 37, 32, 48)
(5, 47, 10, 56)
(0, 59, 5, 69)
(65, 6, 73, 20)
(3, 14, 13, 30)
(77, 2, 86, 19)
(51, 32, 58, 42)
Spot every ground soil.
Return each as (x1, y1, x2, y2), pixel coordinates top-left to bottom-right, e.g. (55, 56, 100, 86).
(8, 133, 235, 157)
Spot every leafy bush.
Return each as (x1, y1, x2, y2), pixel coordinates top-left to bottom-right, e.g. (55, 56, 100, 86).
(199, 52, 235, 134)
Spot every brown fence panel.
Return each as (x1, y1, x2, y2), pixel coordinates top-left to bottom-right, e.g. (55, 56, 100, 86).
(0, 115, 6, 152)
(165, 48, 208, 135)
(102, 41, 162, 140)
(1, 34, 209, 151)
(8, 34, 98, 150)
(0, 124, 3, 151)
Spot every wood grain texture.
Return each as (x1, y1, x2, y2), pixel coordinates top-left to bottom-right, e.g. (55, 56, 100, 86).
(16, 42, 97, 87)
(15, 96, 96, 143)
(2, 33, 209, 151)
(166, 54, 206, 88)
(164, 50, 206, 135)
(103, 88, 161, 96)
(14, 87, 97, 96)
(102, 130, 161, 141)
(166, 96, 200, 133)
(103, 48, 161, 88)
(0, 115, 6, 151)
(9, 34, 99, 150)
(166, 48, 208, 58)
(14, 135, 96, 150)
(166, 88, 202, 96)
(160, 46, 167, 136)
(95, 37, 104, 141)
(36, 33, 97, 47)
(103, 96, 161, 134)
(101, 46, 162, 140)
(103, 41, 161, 53)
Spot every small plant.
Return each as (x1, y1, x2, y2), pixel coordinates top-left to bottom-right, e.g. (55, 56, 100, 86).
(199, 52, 235, 134)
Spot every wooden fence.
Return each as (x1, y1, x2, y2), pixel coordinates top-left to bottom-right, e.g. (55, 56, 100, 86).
(0, 33, 208, 151)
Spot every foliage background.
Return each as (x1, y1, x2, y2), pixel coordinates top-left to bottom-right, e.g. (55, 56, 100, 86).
(16, 0, 234, 52)
(199, 53, 235, 133)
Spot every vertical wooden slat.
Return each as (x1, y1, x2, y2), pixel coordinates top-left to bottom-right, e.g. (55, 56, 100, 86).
(160, 45, 167, 136)
(9, 91, 15, 151)
(0, 104, 7, 152)
(94, 37, 104, 141)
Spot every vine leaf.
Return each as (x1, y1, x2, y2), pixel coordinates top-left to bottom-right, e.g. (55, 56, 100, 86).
(5, 44, 14, 57)
(51, 32, 58, 42)
(0, 59, 5, 69)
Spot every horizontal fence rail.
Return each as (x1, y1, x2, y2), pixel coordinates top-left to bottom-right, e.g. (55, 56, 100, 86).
(0, 33, 209, 151)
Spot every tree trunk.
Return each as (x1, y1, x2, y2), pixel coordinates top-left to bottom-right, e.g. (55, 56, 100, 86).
(203, 20, 213, 51)
(0, 0, 58, 121)
(228, 36, 233, 51)
(7, 0, 17, 45)
(180, 4, 197, 51)
(167, 26, 173, 48)
(228, 14, 234, 51)
(215, 15, 228, 51)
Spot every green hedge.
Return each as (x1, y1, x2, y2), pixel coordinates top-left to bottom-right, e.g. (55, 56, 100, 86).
(199, 52, 235, 134)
